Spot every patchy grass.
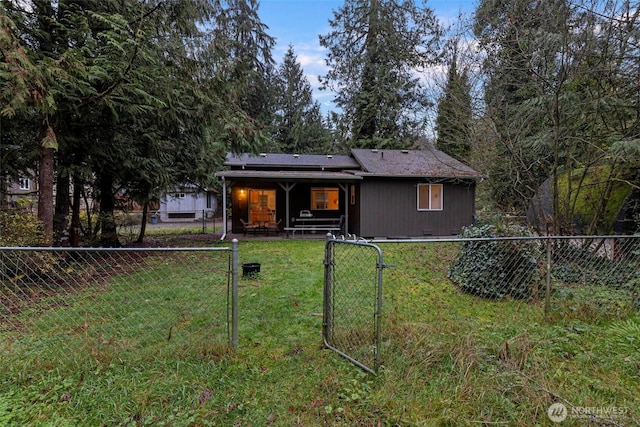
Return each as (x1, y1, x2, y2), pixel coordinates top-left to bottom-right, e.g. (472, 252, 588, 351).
(1, 239, 638, 426)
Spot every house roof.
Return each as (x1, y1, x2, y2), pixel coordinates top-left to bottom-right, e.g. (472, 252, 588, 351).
(223, 153, 360, 170)
(216, 149, 480, 181)
(350, 148, 480, 179)
(216, 170, 362, 181)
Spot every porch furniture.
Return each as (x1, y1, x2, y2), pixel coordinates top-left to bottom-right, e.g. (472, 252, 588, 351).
(266, 219, 282, 235)
(240, 219, 258, 235)
(284, 226, 341, 237)
(285, 217, 342, 237)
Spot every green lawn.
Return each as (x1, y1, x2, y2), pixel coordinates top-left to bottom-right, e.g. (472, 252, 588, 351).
(1, 239, 638, 426)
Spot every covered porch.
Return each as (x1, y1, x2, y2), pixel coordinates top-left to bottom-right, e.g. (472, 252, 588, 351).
(216, 171, 362, 238)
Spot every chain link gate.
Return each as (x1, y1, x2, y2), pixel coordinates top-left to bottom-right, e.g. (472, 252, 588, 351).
(323, 236, 388, 373)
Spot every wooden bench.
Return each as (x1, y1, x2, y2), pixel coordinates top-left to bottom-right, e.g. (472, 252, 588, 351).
(284, 226, 340, 237)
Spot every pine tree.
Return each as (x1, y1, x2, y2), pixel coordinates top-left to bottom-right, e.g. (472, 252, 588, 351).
(2, 0, 270, 245)
(474, 0, 558, 214)
(213, 0, 276, 129)
(272, 45, 330, 153)
(435, 50, 472, 161)
(319, 0, 442, 148)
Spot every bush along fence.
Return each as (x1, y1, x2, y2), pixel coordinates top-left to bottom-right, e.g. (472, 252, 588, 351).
(324, 233, 639, 373)
(378, 234, 638, 316)
(0, 243, 238, 371)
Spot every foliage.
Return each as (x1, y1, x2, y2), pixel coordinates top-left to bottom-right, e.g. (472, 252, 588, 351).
(0, 210, 44, 246)
(473, 0, 640, 225)
(529, 165, 636, 234)
(212, 0, 276, 130)
(551, 242, 640, 291)
(271, 45, 331, 154)
(0, 8, 56, 118)
(319, 0, 442, 148)
(473, 0, 562, 214)
(0, 211, 60, 284)
(556, 166, 634, 234)
(448, 224, 541, 299)
(436, 50, 472, 161)
(1, 0, 273, 246)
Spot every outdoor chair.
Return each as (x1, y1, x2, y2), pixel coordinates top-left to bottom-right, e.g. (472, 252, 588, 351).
(266, 219, 282, 235)
(240, 219, 258, 235)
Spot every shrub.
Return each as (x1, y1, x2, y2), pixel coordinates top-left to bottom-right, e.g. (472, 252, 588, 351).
(0, 210, 45, 246)
(0, 210, 58, 284)
(448, 224, 542, 300)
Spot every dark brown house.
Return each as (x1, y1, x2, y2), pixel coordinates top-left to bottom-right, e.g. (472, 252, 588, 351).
(215, 148, 480, 238)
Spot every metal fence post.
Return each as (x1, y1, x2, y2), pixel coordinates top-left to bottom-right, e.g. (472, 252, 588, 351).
(374, 246, 385, 373)
(545, 236, 552, 321)
(231, 239, 239, 348)
(322, 233, 333, 346)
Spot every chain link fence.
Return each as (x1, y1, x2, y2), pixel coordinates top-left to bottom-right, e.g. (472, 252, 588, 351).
(323, 239, 384, 374)
(325, 235, 639, 372)
(375, 235, 639, 319)
(1, 245, 238, 371)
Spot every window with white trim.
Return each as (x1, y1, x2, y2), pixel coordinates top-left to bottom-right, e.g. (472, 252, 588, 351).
(417, 184, 443, 211)
(18, 177, 31, 191)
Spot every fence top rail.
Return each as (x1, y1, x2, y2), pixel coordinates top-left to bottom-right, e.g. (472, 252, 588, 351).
(368, 234, 639, 244)
(0, 246, 233, 252)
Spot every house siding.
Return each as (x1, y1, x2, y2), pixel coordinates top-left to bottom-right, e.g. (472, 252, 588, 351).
(359, 179, 476, 237)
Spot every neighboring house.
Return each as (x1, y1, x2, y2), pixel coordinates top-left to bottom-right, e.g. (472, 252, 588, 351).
(158, 184, 218, 222)
(216, 148, 480, 237)
(2, 175, 38, 211)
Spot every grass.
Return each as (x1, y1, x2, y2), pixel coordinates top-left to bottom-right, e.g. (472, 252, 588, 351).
(1, 238, 639, 426)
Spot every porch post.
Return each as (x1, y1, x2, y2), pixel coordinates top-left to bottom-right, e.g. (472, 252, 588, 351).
(339, 183, 349, 236)
(278, 182, 296, 229)
(220, 177, 227, 240)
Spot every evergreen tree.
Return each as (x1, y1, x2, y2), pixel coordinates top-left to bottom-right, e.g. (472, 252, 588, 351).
(2, 0, 269, 245)
(474, 0, 640, 233)
(213, 0, 276, 129)
(272, 45, 330, 153)
(474, 0, 561, 214)
(435, 49, 472, 161)
(319, 0, 442, 148)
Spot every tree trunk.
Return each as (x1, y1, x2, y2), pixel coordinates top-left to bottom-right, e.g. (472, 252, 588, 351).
(97, 172, 120, 247)
(37, 131, 55, 244)
(69, 173, 82, 247)
(54, 157, 70, 246)
(136, 201, 149, 244)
